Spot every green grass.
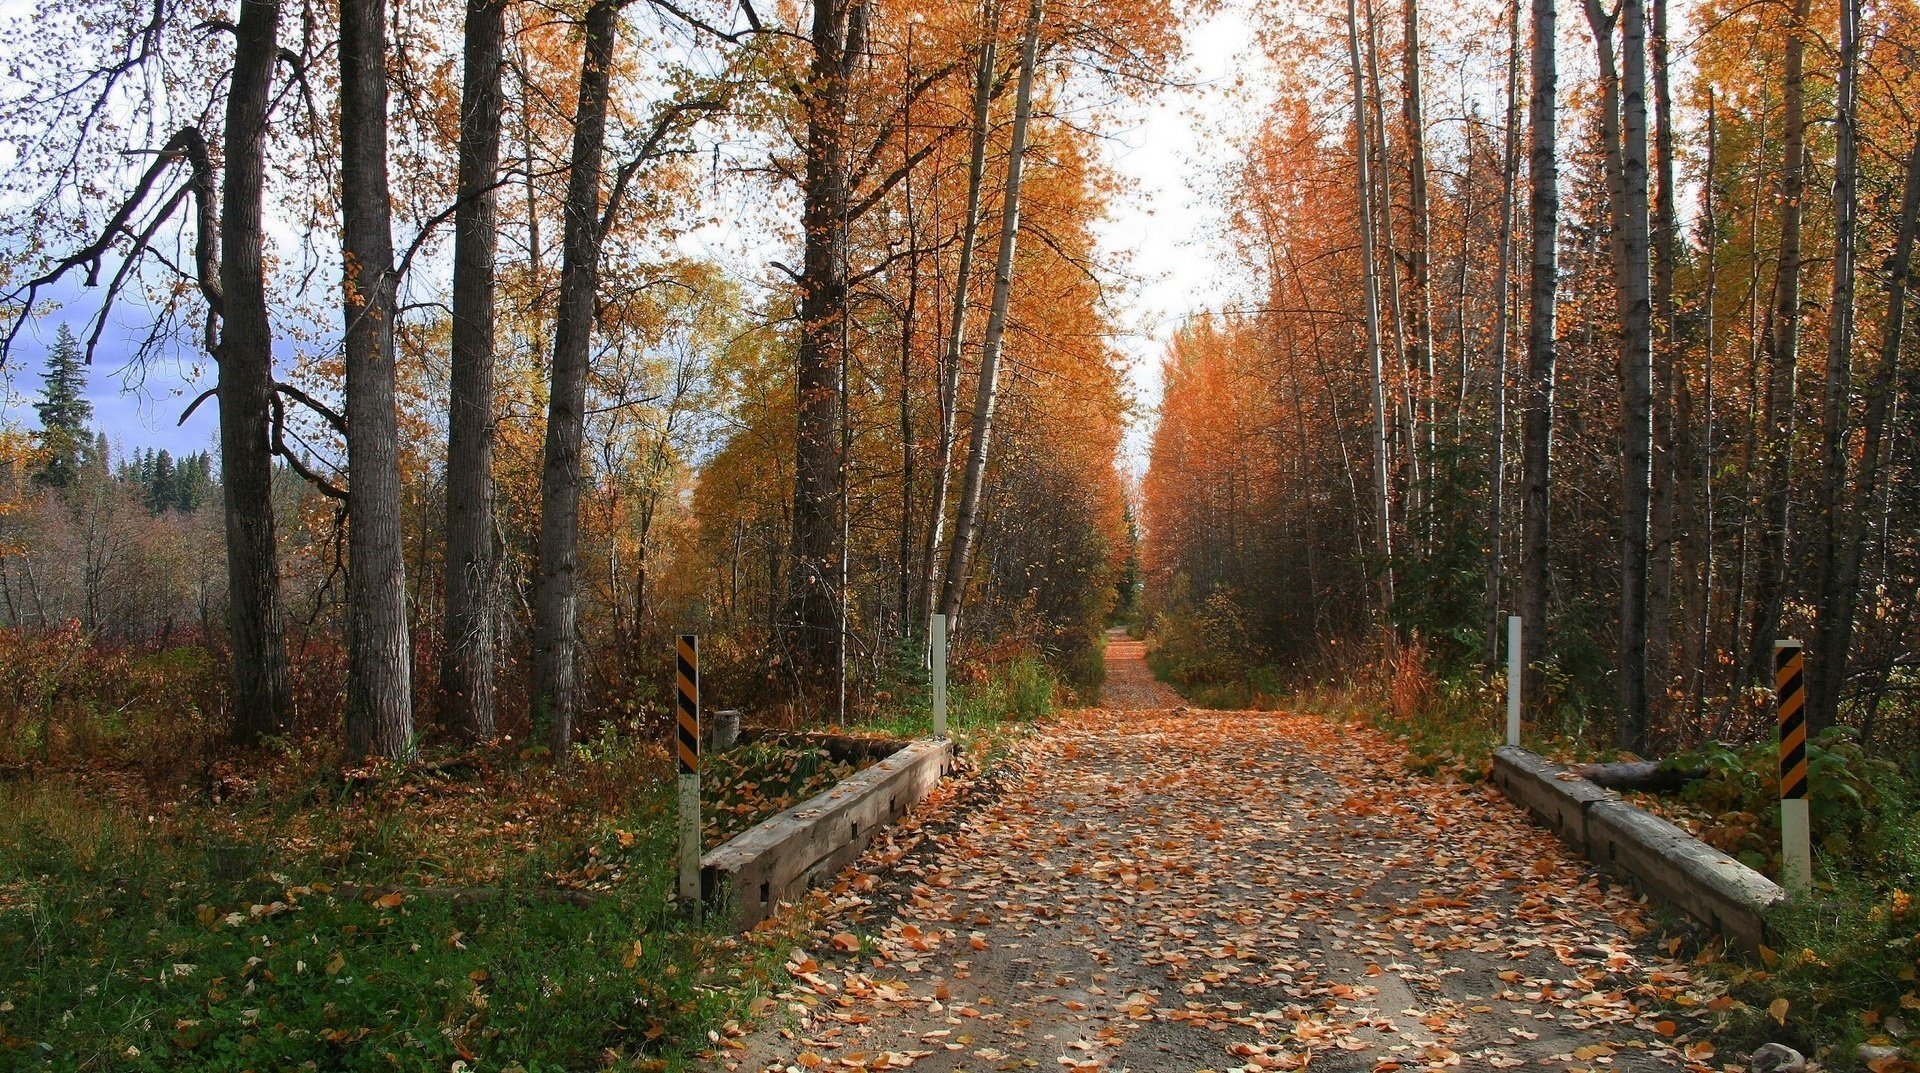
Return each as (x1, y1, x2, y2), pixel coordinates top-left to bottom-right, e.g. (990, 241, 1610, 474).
(0, 760, 798, 1071)
(847, 652, 1067, 753)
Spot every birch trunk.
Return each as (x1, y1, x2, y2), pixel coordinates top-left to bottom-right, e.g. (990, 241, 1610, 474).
(1647, 0, 1680, 715)
(920, 6, 997, 643)
(1401, 0, 1434, 531)
(1347, 0, 1395, 618)
(1615, 0, 1655, 753)
(1743, 0, 1812, 690)
(1519, 0, 1559, 709)
(1687, 94, 1719, 721)
(1581, 0, 1654, 750)
(1486, 0, 1521, 664)
(1363, 0, 1416, 543)
(1829, 141, 1918, 732)
(1809, 0, 1862, 732)
(938, 0, 1042, 628)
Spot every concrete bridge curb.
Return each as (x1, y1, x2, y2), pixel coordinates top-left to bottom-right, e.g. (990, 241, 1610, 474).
(1491, 745, 1786, 951)
(701, 738, 957, 929)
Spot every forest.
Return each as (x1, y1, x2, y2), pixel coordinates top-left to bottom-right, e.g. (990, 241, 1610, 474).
(1146, 0, 1920, 759)
(0, 0, 1165, 758)
(0, 0, 1915, 1066)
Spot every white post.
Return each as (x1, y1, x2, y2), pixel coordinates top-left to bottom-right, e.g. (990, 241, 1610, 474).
(1780, 797, 1812, 892)
(677, 773, 700, 904)
(1506, 615, 1523, 747)
(931, 613, 949, 739)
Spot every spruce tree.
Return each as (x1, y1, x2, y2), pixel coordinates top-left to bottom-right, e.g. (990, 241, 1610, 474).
(33, 325, 93, 489)
(146, 449, 176, 513)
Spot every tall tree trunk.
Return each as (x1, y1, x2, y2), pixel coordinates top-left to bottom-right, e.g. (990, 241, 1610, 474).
(897, 216, 919, 635)
(786, 0, 868, 682)
(532, 0, 620, 753)
(1401, 0, 1434, 537)
(1347, 0, 1395, 618)
(1363, 0, 1416, 545)
(1616, 0, 1654, 753)
(938, 0, 1042, 627)
(1582, 0, 1654, 751)
(1808, 0, 1862, 732)
(218, 0, 292, 745)
(1688, 94, 1719, 722)
(1646, 0, 1680, 714)
(340, 0, 415, 759)
(1744, 0, 1812, 690)
(442, 0, 506, 741)
(1819, 137, 1915, 738)
(1519, 0, 1559, 711)
(1487, 0, 1521, 664)
(920, 5, 996, 643)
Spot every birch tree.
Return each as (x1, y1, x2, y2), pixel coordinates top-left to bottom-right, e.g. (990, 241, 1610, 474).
(1519, 0, 1559, 708)
(939, 0, 1044, 629)
(1346, 0, 1395, 618)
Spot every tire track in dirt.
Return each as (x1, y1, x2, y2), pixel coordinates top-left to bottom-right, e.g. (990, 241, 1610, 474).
(716, 640, 1724, 1073)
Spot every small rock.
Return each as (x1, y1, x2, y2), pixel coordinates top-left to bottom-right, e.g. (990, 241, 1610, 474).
(1859, 1043, 1901, 1063)
(1750, 1043, 1807, 1073)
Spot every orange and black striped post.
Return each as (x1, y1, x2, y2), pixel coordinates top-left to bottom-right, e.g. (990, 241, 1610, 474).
(676, 634, 701, 907)
(1775, 639, 1812, 891)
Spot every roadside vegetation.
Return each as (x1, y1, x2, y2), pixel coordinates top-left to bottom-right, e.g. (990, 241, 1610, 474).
(0, 642, 1065, 1070)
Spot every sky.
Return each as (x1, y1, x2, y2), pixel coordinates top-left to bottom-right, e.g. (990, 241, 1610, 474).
(3, 4, 1262, 467)
(1091, 7, 1263, 468)
(3, 279, 224, 460)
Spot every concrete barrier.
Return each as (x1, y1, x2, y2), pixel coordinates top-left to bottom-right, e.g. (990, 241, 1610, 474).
(701, 737, 956, 929)
(1490, 746, 1786, 951)
(1492, 746, 1612, 848)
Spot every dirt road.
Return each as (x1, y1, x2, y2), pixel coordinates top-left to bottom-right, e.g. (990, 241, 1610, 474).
(718, 638, 1721, 1072)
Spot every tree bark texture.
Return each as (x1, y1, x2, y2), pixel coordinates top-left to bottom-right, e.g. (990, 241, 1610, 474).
(1582, 0, 1654, 752)
(1347, 0, 1395, 620)
(1808, 0, 1861, 733)
(919, 9, 996, 644)
(1401, 0, 1434, 523)
(1744, 0, 1811, 689)
(785, 0, 869, 682)
(340, 0, 416, 759)
(1519, 0, 1559, 710)
(1486, 0, 1521, 665)
(1646, 0, 1681, 713)
(533, 0, 620, 753)
(441, 0, 506, 742)
(1818, 138, 1915, 739)
(939, 0, 1042, 629)
(217, 0, 293, 745)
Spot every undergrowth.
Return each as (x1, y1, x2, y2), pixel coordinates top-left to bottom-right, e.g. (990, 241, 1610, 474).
(0, 739, 801, 1071)
(849, 648, 1070, 756)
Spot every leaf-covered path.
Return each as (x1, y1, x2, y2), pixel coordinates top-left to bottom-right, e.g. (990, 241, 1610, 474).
(719, 640, 1725, 1072)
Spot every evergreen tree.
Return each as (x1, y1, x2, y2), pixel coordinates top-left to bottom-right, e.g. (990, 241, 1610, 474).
(174, 451, 212, 512)
(145, 449, 176, 514)
(33, 325, 93, 489)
